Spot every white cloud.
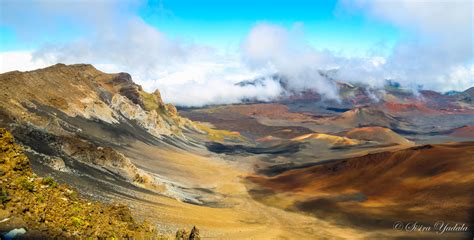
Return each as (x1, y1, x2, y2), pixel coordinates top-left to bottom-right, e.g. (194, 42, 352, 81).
(161, 74, 283, 107)
(0, 51, 49, 72)
(33, 18, 190, 77)
(337, 0, 474, 91)
(241, 23, 341, 99)
(1, 0, 285, 107)
(25, 18, 284, 107)
(350, 0, 472, 40)
(437, 65, 474, 92)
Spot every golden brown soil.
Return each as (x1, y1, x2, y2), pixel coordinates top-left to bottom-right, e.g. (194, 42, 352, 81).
(291, 133, 361, 147)
(112, 141, 375, 239)
(346, 126, 413, 145)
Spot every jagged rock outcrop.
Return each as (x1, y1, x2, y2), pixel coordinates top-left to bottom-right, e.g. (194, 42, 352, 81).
(189, 226, 201, 240)
(175, 226, 200, 240)
(109, 72, 167, 111)
(59, 135, 151, 182)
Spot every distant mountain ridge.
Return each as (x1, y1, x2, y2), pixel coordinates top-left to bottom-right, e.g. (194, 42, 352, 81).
(235, 70, 474, 107)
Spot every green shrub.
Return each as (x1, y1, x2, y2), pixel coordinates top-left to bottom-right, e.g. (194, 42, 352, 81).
(71, 216, 83, 227)
(17, 177, 35, 192)
(41, 176, 58, 188)
(0, 188, 9, 204)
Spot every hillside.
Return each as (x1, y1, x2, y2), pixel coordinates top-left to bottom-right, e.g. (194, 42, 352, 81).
(247, 142, 474, 238)
(0, 64, 214, 203)
(345, 127, 413, 145)
(0, 128, 161, 239)
(0, 64, 226, 238)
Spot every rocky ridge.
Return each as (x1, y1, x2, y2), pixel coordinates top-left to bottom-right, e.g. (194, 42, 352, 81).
(0, 64, 197, 138)
(0, 64, 207, 189)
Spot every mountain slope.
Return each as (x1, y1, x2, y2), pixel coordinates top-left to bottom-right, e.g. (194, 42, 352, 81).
(0, 63, 219, 209)
(0, 63, 195, 138)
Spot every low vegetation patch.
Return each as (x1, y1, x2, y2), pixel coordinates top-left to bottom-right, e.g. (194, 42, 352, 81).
(195, 123, 245, 142)
(0, 128, 163, 239)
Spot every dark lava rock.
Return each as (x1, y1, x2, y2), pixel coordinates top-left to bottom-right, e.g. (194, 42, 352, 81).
(189, 226, 200, 240)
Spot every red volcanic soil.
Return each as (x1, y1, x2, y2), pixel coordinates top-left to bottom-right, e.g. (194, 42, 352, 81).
(382, 101, 439, 115)
(345, 126, 412, 145)
(247, 142, 474, 230)
(449, 125, 474, 138)
(383, 99, 474, 115)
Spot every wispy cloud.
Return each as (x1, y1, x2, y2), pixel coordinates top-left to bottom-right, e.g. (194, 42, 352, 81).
(241, 22, 341, 99)
(337, 0, 474, 91)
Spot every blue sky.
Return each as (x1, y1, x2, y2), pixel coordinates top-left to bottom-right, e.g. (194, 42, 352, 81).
(1, 0, 400, 56)
(0, 0, 472, 106)
(139, 0, 400, 55)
